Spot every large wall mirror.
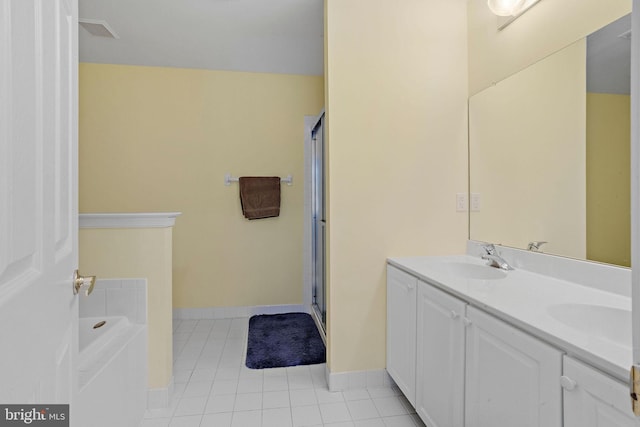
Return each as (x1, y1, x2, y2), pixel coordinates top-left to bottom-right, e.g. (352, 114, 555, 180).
(469, 13, 631, 267)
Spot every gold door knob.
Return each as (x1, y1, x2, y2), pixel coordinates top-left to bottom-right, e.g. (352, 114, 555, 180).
(73, 270, 96, 296)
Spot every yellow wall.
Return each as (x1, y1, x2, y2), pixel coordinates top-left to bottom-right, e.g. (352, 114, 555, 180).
(79, 227, 173, 389)
(587, 93, 631, 266)
(79, 64, 324, 309)
(467, 0, 631, 95)
(469, 40, 587, 259)
(325, 0, 469, 373)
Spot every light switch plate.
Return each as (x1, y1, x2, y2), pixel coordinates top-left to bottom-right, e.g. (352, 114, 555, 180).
(456, 193, 468, 212)
(471, 193, 481, 212)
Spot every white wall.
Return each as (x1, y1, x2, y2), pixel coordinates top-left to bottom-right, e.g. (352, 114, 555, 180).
(325, 0, 469, 373)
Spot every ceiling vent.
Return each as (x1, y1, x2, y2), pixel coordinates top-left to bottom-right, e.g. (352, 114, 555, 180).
(618, 29, 632, 40)
(79, 19, 119, 39)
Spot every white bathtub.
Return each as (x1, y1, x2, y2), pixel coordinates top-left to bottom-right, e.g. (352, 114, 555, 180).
(79, 316, 131, 364)
(75, 315, 147, 427)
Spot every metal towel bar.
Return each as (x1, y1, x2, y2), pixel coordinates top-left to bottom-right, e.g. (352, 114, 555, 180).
(224, 173, 293, 186)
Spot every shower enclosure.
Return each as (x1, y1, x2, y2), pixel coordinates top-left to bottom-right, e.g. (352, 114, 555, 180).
(311, 112, 326, 330)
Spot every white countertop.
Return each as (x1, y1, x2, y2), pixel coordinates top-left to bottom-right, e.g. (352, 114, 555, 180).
(388, 255, 631, 381)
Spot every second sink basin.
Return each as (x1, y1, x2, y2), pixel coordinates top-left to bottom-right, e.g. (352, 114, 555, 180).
(547, 303, 631, 346)
(443, 262, 507, 280)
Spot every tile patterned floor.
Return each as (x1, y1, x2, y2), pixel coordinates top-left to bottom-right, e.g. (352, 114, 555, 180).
(141, 318, 426, 427)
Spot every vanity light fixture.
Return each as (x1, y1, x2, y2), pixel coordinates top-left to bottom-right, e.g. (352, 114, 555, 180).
(488, 0, 543, 30)
(487, 0, 527, 17)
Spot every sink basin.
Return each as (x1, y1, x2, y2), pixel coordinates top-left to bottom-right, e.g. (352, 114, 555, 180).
(443, 262, 507, 280)
(547, 303, 631, 345)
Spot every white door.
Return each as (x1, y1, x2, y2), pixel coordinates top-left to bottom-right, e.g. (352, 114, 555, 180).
(632, 0, 640, 419)
(415, 281, 465, 427)
(0, 0, 79, 415)
(465, 306, 562, 427)
(386, 265, 417, 405)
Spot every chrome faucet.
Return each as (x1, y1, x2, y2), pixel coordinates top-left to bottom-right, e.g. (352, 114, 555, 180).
(481, 244, 514, 271)
(527, 241, 547, 252)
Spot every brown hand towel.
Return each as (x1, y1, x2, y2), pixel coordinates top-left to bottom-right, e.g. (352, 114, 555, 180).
(239, 177, 281, 220)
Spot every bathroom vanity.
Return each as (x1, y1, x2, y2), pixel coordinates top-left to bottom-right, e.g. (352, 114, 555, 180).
(387, 251, 639, 427)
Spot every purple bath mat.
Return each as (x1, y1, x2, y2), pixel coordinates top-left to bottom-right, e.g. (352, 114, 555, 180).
(246, 312, 325, 369)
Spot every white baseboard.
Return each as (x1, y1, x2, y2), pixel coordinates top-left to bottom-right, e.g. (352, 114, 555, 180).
(147, 377, 174, 409)
(173, 304, 310, 320)
(325, 367, 396, 392)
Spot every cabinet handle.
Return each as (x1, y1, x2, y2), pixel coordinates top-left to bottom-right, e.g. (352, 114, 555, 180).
(450, 310, 459, 319)
(463, 317, 472, 327)
(560, 376, 577, 391)
(406, 282, 415, 291)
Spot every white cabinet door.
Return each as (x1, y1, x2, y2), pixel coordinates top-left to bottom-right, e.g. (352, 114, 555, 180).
(564, 356, 640, 427)
(386, 265, 417, 405)
(465, 307, 562, 427)
(415, 281, 466, 427)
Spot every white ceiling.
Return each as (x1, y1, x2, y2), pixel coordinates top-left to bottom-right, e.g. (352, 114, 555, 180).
(78, 0, 324, 76)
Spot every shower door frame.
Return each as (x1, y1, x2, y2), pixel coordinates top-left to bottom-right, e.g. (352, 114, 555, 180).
(304, 110, 327, 334)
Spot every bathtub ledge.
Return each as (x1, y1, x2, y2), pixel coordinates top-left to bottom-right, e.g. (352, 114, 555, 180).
(79, 212, 182, 229)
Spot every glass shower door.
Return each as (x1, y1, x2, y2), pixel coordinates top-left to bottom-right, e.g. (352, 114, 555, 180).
(311, 113, 326, 330)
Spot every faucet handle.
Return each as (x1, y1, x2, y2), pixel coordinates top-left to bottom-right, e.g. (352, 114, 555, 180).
(527, 241, 548, 252)
(481, 243, 496, 255)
